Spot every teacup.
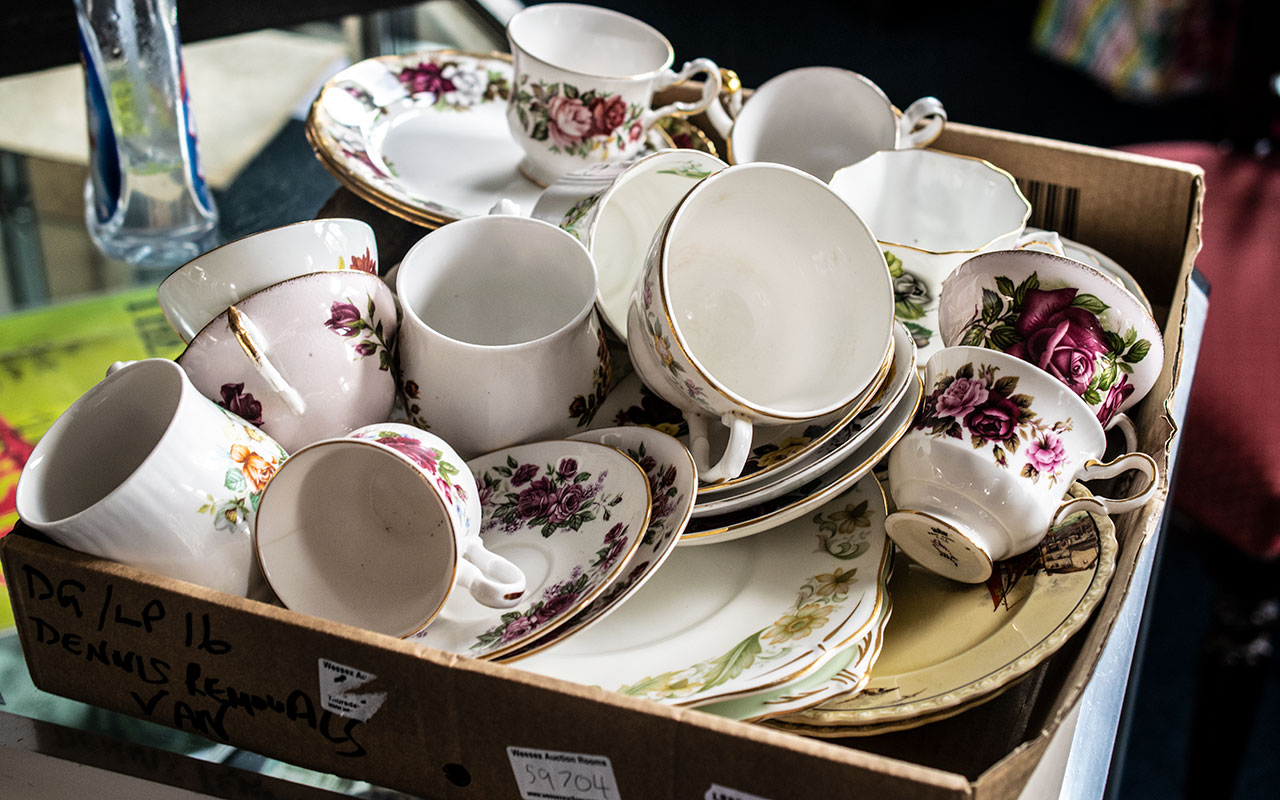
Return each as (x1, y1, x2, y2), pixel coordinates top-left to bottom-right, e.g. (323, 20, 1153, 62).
(937, 249, 1164, 433)
(396, 212, 608, 458)
(885, 346, 1158, 583)
(828, 148, 1032, 361)
(703, 66, 946, 181)
(627, 162, 895, 484)
(15, 359, 289, 597)
(505, 3, 721, 185)
(158, 218, 379, 342)
(253, 422, 526, 638)
(531, 148, 729, 341)
(176, 270, 398, 453)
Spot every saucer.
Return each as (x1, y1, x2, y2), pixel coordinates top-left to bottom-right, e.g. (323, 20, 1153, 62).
(512, 476, 890, 707)
(409, 440, 651, 659)
(1025, 227, 1153, 312)
(306, 50, 685, 228)
(499, 426, 697, 661)
(679, 373, 921, 546)
(772, 482, 1116, 732)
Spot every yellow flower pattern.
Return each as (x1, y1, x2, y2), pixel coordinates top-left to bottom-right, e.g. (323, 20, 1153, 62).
(764, 603, 834, 645)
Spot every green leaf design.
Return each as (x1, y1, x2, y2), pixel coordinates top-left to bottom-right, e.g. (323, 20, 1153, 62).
(981, 288, 1002, 324)
(1126, 339, 1151, 363)
(960, 326, 986, 347)
(902, 320, 933, 342)
(692, 632, 764, 693)
(995, 276, 1017, 298)
(224, 468, 245, 492)
(1014, 272, 1040, 306)
(894, 299, 927, 320)
(1123, 328, 1138, 347)
(989, 324, 1022, 351)
(1105, 331, 1127, 354)
(1083, 388, 1102, 405)
(993, 375, 1019, 397)
(884, 251, 904, 277)
(1071, 293, 1110, 314)
(531, 120, 548, 142)
(563, 83, 579, 100)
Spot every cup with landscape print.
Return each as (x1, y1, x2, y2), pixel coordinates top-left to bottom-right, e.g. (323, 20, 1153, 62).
(702, 66, 946, 181)
(396, 211, 609, 458)
(531, 148, 728, 342)
(627, 161, 895, 484)
(253, 422, 526, 638)
(15, 358, 289, 597)
(176, 269, 398, 453)
(158, 218, 379, 343)
(505, 3, 721, 185)
(828, 148, 1031, 362)
(937, 248, 1164, 449)
(885, 346, 1158, 584)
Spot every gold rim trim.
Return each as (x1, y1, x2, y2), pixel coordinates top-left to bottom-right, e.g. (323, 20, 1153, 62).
(884, 508, 995, 577)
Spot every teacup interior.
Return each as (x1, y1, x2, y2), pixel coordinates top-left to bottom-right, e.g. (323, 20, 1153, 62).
(664, 165, 893, 414)
(18, 360, 180, 523)
(255, 443, 457, 637)
(509, 5, 671, 78)
(400, 218, 595, 346)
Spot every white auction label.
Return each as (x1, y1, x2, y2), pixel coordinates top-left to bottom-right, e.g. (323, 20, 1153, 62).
(317, 658, 386, 722)
(705, 784, 773, 800)
(507, 746, 621, 800)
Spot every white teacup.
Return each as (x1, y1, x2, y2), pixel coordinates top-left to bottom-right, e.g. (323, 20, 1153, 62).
(158, 218, 379, 342)
(627, 162, 895, 484)
(396, 213, 609, 458)
(253, 423, 526, 638)
(505, 3, 721, 185)
(15, 359, 289, 597)
(828, 148, 1032, 361)
(704, 66, 946, 181)
(531, 148, 728, 341)
(885, 346, 1158, 583)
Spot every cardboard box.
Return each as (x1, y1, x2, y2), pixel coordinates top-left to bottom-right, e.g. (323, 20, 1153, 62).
(1, 119, 1204, 798)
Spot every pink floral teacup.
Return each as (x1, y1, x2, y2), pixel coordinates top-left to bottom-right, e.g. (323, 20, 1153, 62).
(253, 422, 526, 638)
(885, 346, 1158, 584)
(505, 3, 721, 185)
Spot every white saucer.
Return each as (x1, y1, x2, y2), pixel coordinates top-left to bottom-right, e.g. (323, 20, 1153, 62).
(1024, 227, 1152, 312)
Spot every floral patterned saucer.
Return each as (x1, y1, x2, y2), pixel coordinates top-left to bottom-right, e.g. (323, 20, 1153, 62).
(409, 440, 651, 660)
(498, 426, 697, 661)
(769, 482, 1116, 734)
(306, 50, 710, 228)
(511, 476, 890, 707)
(679, 373, 921, 546)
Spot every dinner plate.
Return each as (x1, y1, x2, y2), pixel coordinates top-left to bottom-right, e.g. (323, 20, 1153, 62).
(679, 373, 921, 546)
(692, 321, 916, 517)
(512, 476, 891, 707)
(306, 50, 683, 228)
(771, 482, 1116, 731)
(409, 440, 651, 659)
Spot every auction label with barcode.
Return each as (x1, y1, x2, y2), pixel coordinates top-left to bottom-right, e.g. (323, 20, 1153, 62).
(507, 746, 621, 800)
(706, 784, 773, 800)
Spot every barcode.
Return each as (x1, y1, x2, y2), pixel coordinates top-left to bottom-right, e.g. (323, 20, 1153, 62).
(1017, 179, 1081, 238)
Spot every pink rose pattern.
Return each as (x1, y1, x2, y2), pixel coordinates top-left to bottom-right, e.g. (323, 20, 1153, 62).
(350, 430, 469, 510)
(914, 361, 1073, 484)
(956, 272, 1152, 426)
(511, 77, 644, 159)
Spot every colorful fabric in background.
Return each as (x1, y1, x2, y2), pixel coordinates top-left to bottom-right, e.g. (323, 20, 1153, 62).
(0, 286, 185, 629)
(1032, 0, 1241, 101)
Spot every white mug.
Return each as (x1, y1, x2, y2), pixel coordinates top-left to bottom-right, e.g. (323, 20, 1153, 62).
(505, 3, 721, 185)
(253, 422, 526, 638)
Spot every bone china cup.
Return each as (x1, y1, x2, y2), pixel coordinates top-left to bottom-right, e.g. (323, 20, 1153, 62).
(885, 346, 1159, 584)
(253, 423, 526, 638)
(505, 3, 721, 185)
(158, 218, 379, 342)
(627, 162, 895, 484)
(828, 148, 1031, 361)
(176, 270, 398, 453)
(15, 359, 289, 597)
(396, 213, 607, 458)
(704, 66, 946, 181)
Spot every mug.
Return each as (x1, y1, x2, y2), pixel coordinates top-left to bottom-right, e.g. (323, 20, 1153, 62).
(505, 3, 721, 185)
(176, 269, 399, 452)
(828, 148, 1031, 361)
(703, 66, 946, 181)
(885, 346, 1159, 583)
(158, 218, 379, 343)
(396, 212, 608, 457)
(531, 148, 728, 342)
(15, 358, 289, 597)
(253, 422, 526, 638)
(627, 162, 895, 483)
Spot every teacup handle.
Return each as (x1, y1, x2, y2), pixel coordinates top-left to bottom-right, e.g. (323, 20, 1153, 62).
(896, 96, 947, 149)
(457, 538, 526, 609)
(1049, 451, 1160, 526)
(226, 305, 307, 416)
(1014, 230, 1067, 256)
(702, 67, 742, 139)
(687, 411, 753, 485)
(643, 58, 723, 130)
(1106, 411, 1138, 453)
